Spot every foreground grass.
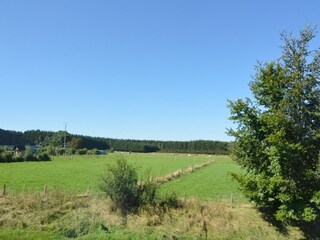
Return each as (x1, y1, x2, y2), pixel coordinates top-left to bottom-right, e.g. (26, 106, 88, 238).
(0, 153, 214, 192)
(0, 192, 306, 240)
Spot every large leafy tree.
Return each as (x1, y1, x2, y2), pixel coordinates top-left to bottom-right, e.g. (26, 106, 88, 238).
(228, 26, 320, 222)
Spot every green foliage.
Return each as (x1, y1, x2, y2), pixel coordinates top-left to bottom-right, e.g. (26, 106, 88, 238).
(55, 211, 97, 238)
(0, 151, 13, 163)
(36, 152, 51, 161)
(138, 177, 158, 208)
(65, 147, 76, 155)
(13, 152, 24, 162)
(228, 26, 320, 222)
(99, 157, 188, 225)
(68, 137, 84, 149)
(77, 148, 88, 155)
(107, 138, 228, 154)
(158, 192, 181, 209)
(0, 145, 51, 163)
(1, 128, 229, 154)
(44, 146, 56, 156)
(100, 158, 142, 215)
(0, 129, 26, 145)
(24, 146, 36, 161)
(55, 148, 65, 156)
(45, 131, 68, 147)
(88, 148, 98, 155)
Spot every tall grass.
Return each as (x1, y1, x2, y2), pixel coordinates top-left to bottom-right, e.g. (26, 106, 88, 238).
(0, 191, 305, 239)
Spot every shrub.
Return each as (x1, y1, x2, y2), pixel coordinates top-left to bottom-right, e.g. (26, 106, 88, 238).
(65, 148, 76, 155)
(45, 146, 56, 156)
(100, 158, 140, 215)
(13, 152, 24, 162)
(24, 146, 36, 161)
(77, 148, 88, 155)
(56, 148, 65, 156)
(0, 152, 10, 163)
(4, 151, 14, 162)
(88, 148, 98, 155)
(139, 178, 158, 208)
(100, 158, 159, 218)
(36, 152, 51, 161)
(159, 192, 181, 209)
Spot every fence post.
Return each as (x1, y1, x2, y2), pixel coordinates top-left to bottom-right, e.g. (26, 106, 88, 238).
(2, 184, 6, 196)
(230, 192, 234, 209)
(44, 185, 48, 195)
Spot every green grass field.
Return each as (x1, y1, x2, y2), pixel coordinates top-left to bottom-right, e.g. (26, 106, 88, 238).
(160, 155, 246, 202)
(1, 153, 315, 239)
(0, 153, 242, 201)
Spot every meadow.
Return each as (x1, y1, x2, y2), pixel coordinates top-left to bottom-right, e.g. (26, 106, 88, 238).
(0, 153, 242, 201)
(0, 153, 313, 239)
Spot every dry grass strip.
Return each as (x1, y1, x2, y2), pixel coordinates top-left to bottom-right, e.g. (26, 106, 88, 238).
(152, 160, 214, 185)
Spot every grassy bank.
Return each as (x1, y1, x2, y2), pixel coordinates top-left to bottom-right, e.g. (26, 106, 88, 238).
(0, 191, 305, 239)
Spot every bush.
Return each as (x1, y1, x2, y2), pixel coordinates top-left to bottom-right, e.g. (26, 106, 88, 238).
(139, 178, 158, 208)
(100, 158, 140, 215)
(44, 146, 56, 156)
(159, 192, 181, 209)
(36, 152, 51, 161)
(77, 148, 88, 155)
(65, 148, 76, 155)
(24, 146, 36, 161)
(56, 148, 65, 156)
(100, 158, 159, 217)
(88, 148, 98, 155)
(13, 152, 24, 162)
(3, 151, 14, 162)
(0, 152, 9, 163)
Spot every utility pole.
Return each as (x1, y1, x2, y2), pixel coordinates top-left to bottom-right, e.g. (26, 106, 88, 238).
(64, 122, 68, 150)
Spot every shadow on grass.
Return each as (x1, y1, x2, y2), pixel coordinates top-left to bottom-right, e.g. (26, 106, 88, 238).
(258, 207, 320, 240)
(258, 207, 289, 236)
(294, 213, 320, 240)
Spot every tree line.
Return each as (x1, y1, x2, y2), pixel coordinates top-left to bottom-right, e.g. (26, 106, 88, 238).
(0, 128, 229, 154)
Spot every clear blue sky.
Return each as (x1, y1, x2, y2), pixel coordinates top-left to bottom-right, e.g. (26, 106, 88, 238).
(1, 1, 319, 141)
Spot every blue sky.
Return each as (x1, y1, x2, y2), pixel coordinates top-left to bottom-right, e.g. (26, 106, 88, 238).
(0, 1, 319, 141)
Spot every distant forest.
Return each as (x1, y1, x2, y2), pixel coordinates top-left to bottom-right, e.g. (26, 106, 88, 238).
(0, 128, 229, 154)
